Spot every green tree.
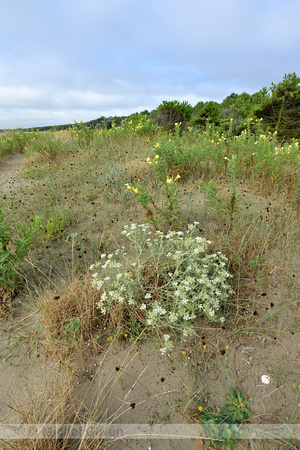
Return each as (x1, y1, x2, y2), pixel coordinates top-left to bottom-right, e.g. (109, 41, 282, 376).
(192, 101, 221, 128)
(153, 100, 193, 131)
(254, 72, 300, 140)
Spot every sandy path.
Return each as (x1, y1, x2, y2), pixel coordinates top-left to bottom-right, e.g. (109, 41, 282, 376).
(0, 152, 27, 193)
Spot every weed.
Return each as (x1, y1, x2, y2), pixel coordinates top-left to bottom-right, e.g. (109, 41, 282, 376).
(195, 388, 252, 448)
(0, 209, 40, 316)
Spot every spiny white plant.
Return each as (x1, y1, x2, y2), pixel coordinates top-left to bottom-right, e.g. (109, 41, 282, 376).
(90, 223, 233, 354)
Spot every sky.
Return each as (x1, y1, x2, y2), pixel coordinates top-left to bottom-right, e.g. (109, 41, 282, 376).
(1, 0, 299, 129)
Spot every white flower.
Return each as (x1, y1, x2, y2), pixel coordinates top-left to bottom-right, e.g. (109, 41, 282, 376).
(140, 303, 147, 310)
(104, 276, 111, 281)
(145, 293, 152, 299)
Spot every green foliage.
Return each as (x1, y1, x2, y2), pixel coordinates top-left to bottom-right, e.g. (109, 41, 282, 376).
(192, 101, 221, 128)
(0, 128, 35, 157)
(90, 223, 233, 353)
(196, 388, 252, 448)
(154, 100, 193, 130)
(134, 175, 181, 231)
(219, 388, 252, 423)
(0, 208, 39, 313)
(25, 130, 69, 160)
(122, 114, 159, 136)
(71, 120, 95, 147)
(62, 317, 82, 341)
(254, 73, 300, 140)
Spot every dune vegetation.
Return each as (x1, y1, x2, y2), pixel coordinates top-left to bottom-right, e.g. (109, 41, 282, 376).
(0, 74, 299, 449)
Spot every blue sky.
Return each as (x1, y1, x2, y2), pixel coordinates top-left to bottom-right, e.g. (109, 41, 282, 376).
(1, 0, 299, 128)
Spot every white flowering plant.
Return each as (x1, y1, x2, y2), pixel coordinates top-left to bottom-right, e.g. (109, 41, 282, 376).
(90, 223, 233, 354)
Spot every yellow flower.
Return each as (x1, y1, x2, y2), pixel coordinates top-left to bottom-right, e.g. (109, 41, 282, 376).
(125, 183, 131, 190)
(154, 143, 160, 148)
(155, 154, 159, 159)
(132, 188, 138, 194)
(226, 345, 230, 349)
(175, 174, 181, 180)
(166, 178, 173, 184)
(124, 333, 128, 337)
(198, 406, 203, 411)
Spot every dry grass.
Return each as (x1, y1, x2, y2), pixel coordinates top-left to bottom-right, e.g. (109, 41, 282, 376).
(36, 275, 104, 360)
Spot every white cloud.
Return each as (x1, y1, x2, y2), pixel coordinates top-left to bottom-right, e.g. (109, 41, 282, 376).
(0, 0, 299, 128)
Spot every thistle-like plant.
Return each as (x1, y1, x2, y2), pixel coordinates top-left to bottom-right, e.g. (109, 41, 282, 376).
(90, 223, 233, 353)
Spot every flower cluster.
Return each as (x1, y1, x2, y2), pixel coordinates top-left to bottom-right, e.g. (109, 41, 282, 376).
(90, 223, 233, 354)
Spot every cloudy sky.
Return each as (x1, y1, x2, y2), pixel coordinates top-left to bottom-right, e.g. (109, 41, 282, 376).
(1, 0, 299, 129)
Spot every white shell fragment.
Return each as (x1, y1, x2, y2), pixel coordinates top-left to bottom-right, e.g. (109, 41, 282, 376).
(261, 375, 270, 384)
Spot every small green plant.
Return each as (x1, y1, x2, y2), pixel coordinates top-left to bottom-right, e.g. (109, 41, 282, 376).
(125, 173, 182, 231)
(199, 155, 241, 227)
(219, 388, 252, 423)
(62, 317, 82, 341)
(0, 208, 39, 315)
(90, 223, 233, 353)
(126, 141, 184, 230)
(196, 388, 252, 449)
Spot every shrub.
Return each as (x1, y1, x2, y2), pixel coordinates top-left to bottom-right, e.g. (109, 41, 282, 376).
(0, 128, 35, 157)
(71, 120, 95, 147)
(90, 223, 233, 353)
(25, 130, 68, 160)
